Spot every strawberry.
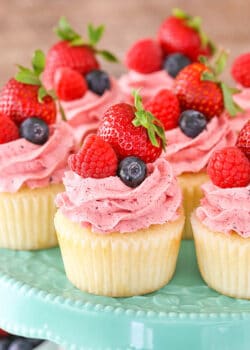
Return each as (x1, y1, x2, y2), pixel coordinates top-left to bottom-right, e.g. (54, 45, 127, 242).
(0, 50, 57, 125)
(98, 91, 166, 163)
(54, 67, 88, 101)
(207, 146, 250, 188)
(236, 120, 250, 160)
(231, 52, 250, 88)
(125, 38, 163, 74)
(68, 135, 118, 178)
(43, 17, 118, 89)
(0, 329, 9, 338)
(174, 53, 242, 119)
(157, 8, 215, 61)
(145, 89, 180, 130)
(0, 113, 19, 144)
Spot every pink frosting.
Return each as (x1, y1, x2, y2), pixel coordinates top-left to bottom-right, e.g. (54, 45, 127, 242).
(164, 115, 237, 176)
(228, 88, 250, 133)
(0, 122, 75, 193)
(56, 158, 182, 234)
(196, 182, 250, 238)
(118, 70, 174, 104)
(59, 79, 124, 144)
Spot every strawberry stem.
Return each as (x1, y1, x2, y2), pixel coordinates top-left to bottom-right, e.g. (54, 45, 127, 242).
(132, 90, 166, 150)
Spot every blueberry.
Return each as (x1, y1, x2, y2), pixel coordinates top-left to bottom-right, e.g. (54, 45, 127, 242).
(163, 53, 191, 78)
(0, 339, 11, 350)
(179, 110, 207, 138)
(118, 156, 147, 188)
(85, 70, 111, 96)
(8, 339, 32, 350)
(25, 339, 43, 347)
(20, 117, 49, 145)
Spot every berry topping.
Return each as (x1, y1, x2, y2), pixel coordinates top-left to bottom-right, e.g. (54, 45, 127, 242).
(19, 117, 49, 145)
(163, 53, 191, 77)
(179, 110, 207, 138)
(118, 156, 147, 188)
(231, 52, 250, 88)
(0, 50, 57, 125)
(8, 339, 32, 350)
(0, 113, 19, 144)
(85, 70, 111, 96)
(236, 120, 250, 160)
(98, 91, 166, 163)
(125, 38, 163, 74)
(207, 147, 250, 188)
(0, 338, 11, 350)
(68, 135, 118, 178)
(174, 52, 242, 118)
(157, 8, 215, 62)
(43, 17, 118, 89)
(54, 67, 87, 101)
(145, 89, 180, 130)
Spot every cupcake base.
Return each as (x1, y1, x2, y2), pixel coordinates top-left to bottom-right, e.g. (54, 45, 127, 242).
(178, 172, 209, 240)
(54, 209, 185, 297)
(192, 213, 250, 299)
(0, 183, 64, 250)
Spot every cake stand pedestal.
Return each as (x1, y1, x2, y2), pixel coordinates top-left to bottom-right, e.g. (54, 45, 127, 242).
(0, 241, 249, 350)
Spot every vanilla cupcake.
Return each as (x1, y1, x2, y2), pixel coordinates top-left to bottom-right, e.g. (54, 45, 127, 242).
(192, 145, 250, 299)
(55, 95, 184, 297)
(43, 17, 124, 145)
(0, 51, 75, 250)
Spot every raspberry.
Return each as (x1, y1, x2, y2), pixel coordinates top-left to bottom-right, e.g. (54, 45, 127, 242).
(125, 38, 163, 74)
(54, 67, 88, 101)
(145, 89, 180, 130)
(231, 53, 250, 88)
(236, 120, 250, 160)
(0, 113, 19, 144)
(68, 135, 118, 178)
(207, 147, 250, 188)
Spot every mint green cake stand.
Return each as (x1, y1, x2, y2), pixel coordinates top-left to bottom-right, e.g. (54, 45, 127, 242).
(0, 241, 250, 350)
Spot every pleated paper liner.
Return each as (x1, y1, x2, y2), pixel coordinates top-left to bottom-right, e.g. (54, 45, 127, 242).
(0, 183, 64, 250)
(55, 209, 185, 297)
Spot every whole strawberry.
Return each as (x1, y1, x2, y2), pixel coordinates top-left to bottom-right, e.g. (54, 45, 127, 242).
(43, 17, 117, 89)
(98, 91, 166, 163)
(68, 135, 118, 178)
(231, 52, 250, 88)
(174, 53, 242, 118)
(145, 89, 180, 130)
(125, 38, 163, 74)
(207, 146, 250, 188)
(0, 50, 57, 125)
(0, 113, 19, 144)
(158, 8, 214, 61)
(236, 120, 250, 160)
(54, 67, 88, 101)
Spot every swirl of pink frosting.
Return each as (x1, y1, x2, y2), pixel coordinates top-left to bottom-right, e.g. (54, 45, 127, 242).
(196, 182, 250, 237)
(0, 122, 75, 193)
(228, 88, 250, 133)
(118, 70, 174, 104)
(55, 158, 182, 234)
(59, 78, 125, 144)
(163, 115, 237, 176)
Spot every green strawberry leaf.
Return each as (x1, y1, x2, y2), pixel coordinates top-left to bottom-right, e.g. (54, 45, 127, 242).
(97, 50, 119, 62)
(55, 16, 81, 42)
(15, 70, 41, 86)
(38, 86, 48, 103)
(32, 49, 46, 76)
(201, 71, 217, 82)
(70, 37, 85, 47)
(132, 90, 166, 150)
(220, 82, 244, 117)
(88, 24, 105, 46)
(214, 51, 228, 76)
(172, 8, 189, 20)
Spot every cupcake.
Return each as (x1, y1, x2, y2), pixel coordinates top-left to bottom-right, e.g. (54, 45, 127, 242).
(119, 8, 214, 104)
(43, 17, 124, 145)
(191, 141, 250, 299)
(55, 93, 184, 297)
(229, 52, 250, 133)
(0, 51, 75, 250)
(146, 54, 238, 239)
